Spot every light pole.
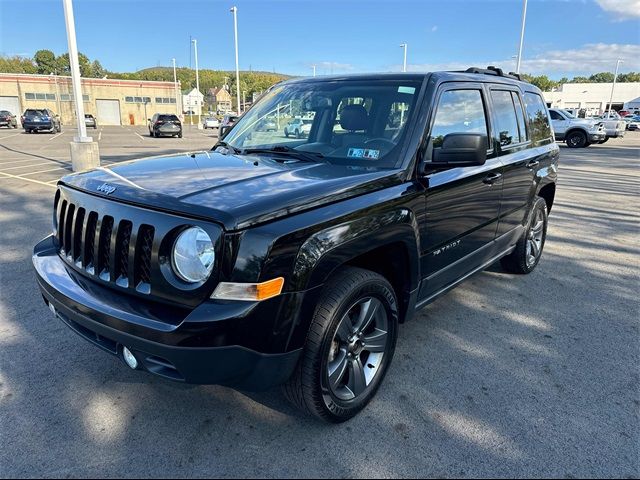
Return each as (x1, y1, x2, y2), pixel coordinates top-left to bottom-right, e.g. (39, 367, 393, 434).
(62, 0, 98, 171)
(516, 0, 528, 74)
(172, 58, 180, 115)
(606, 59, 623, 115)
(230, 6, 241, 114)
(192, 39, 201, 126)
(400, 43, 408, 72)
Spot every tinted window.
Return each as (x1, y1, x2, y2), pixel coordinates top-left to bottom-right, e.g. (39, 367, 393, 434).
(512, 92, 528, 143)
(429, 89, 488, 148)
(490, 90, 520, 147)
(549, 110, 564, 120)
(25, 109, 46, 116)
(523, 93, 553, 145)
(158, 115, 179, 121)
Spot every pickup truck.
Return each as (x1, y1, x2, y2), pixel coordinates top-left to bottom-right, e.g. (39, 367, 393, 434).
(548, 108, 606, 147)
(592, 112, 626, 143)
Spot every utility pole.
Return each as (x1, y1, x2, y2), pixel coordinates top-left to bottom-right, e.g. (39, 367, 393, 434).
(231, 6, 241, 114)
(192, 39, 201, 127)
(62, 0, 99, 171)
(400, 44, 408, 72)
(607, 59, 623, 115)
(172, 58, 180, 115)
(516, 0, 528, 74)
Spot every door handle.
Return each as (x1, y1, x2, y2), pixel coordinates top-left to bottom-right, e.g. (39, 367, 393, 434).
(526, 160, 540, 169)
(482, 172, 502, 185)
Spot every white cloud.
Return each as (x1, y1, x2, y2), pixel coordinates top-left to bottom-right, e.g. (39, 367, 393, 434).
(595, 0, 640, 19)
(394, 43, 640, 76)
(317, 61, 354, 73)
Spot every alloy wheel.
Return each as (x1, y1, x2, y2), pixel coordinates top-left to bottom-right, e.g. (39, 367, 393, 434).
(526, 208, 544, 267)
(325, 297, 389, 402)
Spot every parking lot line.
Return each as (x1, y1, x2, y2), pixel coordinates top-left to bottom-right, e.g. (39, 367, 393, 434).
(134, 132, 145, 141)
(48, 132, 65, 141)
(0, 162, 57, 172)
(0, 158, 49, 166)
(18, 166, 70, 177)
(0, 132, 24, 140)
(0, 170, 57, 188)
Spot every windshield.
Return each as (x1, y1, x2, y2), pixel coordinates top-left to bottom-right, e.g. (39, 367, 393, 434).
(221, 78, 422, 168)
(560, 109, 576, 119)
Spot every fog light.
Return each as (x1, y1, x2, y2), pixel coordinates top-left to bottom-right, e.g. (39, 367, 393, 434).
(122, 347, 138, 369)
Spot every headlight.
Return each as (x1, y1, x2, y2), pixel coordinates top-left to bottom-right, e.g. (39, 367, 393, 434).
(172, 227, 215, 283)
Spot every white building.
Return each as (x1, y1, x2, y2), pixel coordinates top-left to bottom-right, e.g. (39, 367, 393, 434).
(182, 87, 204, 115)
(543, 82, 640, 116)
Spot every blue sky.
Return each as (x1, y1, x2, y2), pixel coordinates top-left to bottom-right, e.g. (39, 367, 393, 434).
(1, 0, 639, 78)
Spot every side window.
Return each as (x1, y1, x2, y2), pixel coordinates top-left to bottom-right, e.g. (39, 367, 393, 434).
(549, 110, 564, 121)
(523, 93, 553, 145)
(490, 90, 520, 147)
(429, 89, 488, 149)
(512, 92, 528, 143)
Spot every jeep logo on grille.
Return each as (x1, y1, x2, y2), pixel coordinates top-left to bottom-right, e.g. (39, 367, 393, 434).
(96, 183, 116, 195)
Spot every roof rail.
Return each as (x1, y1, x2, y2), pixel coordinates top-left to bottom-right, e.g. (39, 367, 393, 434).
(464, 66, 522, 81)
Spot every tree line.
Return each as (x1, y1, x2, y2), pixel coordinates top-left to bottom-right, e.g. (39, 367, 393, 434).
(1, 51, 638, 96)
(0, 50, 288, 103)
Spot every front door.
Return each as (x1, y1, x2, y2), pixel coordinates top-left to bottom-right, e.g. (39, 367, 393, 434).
(418, 84, 503, 301)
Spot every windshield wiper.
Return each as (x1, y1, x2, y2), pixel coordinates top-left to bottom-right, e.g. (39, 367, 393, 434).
(242, 145, 324, 163)
(212, 141, 242, 154)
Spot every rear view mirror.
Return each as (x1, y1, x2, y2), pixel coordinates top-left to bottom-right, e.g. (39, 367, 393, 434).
(430, 133, 487, 167)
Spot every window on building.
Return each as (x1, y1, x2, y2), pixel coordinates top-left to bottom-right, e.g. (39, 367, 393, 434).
(490, 90, 521, 148)
(35, 93, 46, 100)
(429, 89, 489, 149)
(125, 96, 134, 103)
(25, 93, 36, 100)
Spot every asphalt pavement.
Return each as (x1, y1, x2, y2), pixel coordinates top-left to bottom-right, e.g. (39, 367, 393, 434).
(0, 129, 638, 478)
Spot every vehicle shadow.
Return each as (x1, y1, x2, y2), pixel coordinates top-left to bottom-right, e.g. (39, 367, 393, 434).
(0, 145, 638, 477)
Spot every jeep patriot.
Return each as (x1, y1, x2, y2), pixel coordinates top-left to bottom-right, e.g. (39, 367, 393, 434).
(33, 67, 559, 422)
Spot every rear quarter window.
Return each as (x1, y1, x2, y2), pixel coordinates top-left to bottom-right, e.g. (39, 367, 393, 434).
(523, 93, 553, 145)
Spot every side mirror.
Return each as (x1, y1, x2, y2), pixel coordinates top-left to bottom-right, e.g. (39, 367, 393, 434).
(220, 125, 231, 138)
(430, 133, 487, 168)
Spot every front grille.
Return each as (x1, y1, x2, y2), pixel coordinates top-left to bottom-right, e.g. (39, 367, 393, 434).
(56, 202, 154, 295)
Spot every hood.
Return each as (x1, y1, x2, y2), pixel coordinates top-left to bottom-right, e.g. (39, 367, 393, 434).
(568, 118, 602, 127)
(60, 151, 401, 231)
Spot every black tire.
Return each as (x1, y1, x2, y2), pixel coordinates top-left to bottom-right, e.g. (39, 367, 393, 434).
(284, 128, 289, 138)
(598, 137, 609, 144)
(566, 130, 587, 148)
(178, 132, 182, 138)
(295, 129, 301, 139)
(500, 196, 548, 274)
(283, 266, 399, 423)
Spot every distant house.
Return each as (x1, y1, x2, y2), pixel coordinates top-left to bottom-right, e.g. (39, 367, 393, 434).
(206, 86, 233, 113)
(182, 87, 204, 115)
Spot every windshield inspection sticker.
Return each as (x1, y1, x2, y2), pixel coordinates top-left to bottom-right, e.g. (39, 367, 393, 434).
(398, 86, 416, 94)
(348, 148, 380, 159)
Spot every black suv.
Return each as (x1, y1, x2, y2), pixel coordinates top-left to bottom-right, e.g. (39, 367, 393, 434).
(33, 68, 558, 422)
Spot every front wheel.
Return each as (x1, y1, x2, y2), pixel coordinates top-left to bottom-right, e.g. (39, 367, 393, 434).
(566, 130, 587, 148)
(283, 267, 398, 423)
(500, 197, 548, 274)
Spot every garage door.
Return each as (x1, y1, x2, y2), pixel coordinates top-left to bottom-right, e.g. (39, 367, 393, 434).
(0, 96, 21, 116)
(96, 99, 121, 125)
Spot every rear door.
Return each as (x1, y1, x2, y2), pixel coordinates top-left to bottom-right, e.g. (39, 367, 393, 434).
(488, 87, 538, 240)
(419, 83, 503, 300)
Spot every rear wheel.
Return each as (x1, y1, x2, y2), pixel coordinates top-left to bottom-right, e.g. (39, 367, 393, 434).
(501, 196, 548, 274)
(566, 130, 587, 148)
(284, 267, 398, 423)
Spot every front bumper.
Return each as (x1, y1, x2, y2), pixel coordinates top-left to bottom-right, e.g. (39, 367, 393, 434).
(589, 132, 606, 141)
(33, 235, 303, 390)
